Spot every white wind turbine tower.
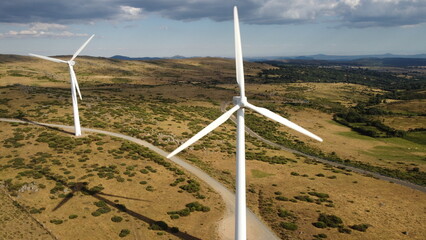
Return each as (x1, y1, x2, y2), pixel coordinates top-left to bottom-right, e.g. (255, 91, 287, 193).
(167, 6, 323, 240)
(29, 35, 95, 136)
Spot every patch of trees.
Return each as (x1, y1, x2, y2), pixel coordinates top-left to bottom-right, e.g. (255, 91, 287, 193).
(333, 109, 405, 138)
(257, 64, 426, 92)
(167, 201, 210, 219)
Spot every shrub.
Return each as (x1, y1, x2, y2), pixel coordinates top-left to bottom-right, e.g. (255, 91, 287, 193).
(111, 216, 123, 222)
(278, 208, 293, 218)
(280, 222, 298, 231)
(149, 221, 169, 231)
(119, 229, 130, 237)
(350, 224, 370, 232)
(69, 214, 78, 219)
(94, 201, 107, 208)
(294, 195, 314, 202)
(275, 196, 288, 201)
(313, 233, 328, 239)
(318, 213, 343, 228)
(50, 219, 63, 225)
(308, 192, 329, 198)
(29, 208, 42, 214)
(91, 211, 101, 217)
(313, 221, 327, 228)
(338, 226, 352, 234)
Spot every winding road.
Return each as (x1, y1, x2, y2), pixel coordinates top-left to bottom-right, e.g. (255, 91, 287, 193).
(220, 103, 426, 194)
(0, 118, 280, 240)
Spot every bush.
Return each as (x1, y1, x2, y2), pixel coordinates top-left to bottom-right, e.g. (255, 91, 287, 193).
(350, 224, 370, 232)
(91, 211, 101, 217)
(317, 233, 327, 238)
(275, 196, 288, 201)
(318, 213, 343, 228)
(149, 221, 169, 231)
(294, 195, 314, 202)
(50, 219, 63, 225)
(278, 208, 293, 218)
(69, 214, 78, 219)
(308, 192, 329, 198)
(338, 226, 352, 234)
(313, 221, 327, 228)
(119, 229, 130, 237)
(111, 216, 123, 222)
(94, 201, 107, 208)
(280, 222, 298, 231)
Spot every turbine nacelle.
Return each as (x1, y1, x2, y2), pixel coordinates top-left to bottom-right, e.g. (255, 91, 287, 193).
(233, 96, 248, 107)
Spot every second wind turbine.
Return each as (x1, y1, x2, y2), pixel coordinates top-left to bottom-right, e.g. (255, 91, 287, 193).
(29, 35, 95, 136)
(168, 6, 323, 240)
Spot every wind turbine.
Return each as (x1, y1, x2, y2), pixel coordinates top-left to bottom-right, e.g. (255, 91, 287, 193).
(167, 6, 322, 240)
(29, 35, 95, 136)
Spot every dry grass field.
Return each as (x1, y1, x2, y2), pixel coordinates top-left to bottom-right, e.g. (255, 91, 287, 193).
(1, 55, 425, 240)
(0, 122, 223, 240)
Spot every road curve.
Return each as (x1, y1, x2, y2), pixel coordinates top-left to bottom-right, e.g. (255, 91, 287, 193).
(0, 118, 280, 240)
(220, 103, 426, 194)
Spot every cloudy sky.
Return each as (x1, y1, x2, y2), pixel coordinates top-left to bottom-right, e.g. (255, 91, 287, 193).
(0, 0, 425, 58)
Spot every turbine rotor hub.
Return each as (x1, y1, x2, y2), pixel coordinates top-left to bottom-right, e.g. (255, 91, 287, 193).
(68, 60, 76, 66)
(233, 96, 248, 107)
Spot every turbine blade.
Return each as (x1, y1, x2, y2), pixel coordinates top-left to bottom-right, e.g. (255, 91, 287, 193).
(234, 6, 245, 96)
(246, 103, 323, 142)
(70, 34, 95, 61)
(69, 66, 82, 100)
(167, 105, 240, 158)
(29, 53, 67, 63)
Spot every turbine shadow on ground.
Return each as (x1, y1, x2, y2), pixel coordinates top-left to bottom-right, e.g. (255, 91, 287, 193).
(41, 167, 201, 240)
(51, 182, 152, 212)
(19, 117, 75, 136)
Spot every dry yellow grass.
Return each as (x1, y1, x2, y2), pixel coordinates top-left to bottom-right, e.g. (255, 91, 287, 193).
(0, 122, 223, 240)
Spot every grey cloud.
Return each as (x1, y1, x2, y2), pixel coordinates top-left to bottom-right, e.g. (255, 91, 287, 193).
(335, 0, 426, 27)
(1, 0, 425, 28)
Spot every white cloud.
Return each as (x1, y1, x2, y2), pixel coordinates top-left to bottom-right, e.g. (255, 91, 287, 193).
(0, 23, 88, 38)
(30, 23, 68, 31)
(118, 6, 144, 20)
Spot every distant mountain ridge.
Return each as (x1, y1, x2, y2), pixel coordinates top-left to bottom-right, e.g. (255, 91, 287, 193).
(111, 53, 426, 62)
(247, 53, 426, 61)
(111, 55, 188, 61)
(109, 54, 426, 68)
